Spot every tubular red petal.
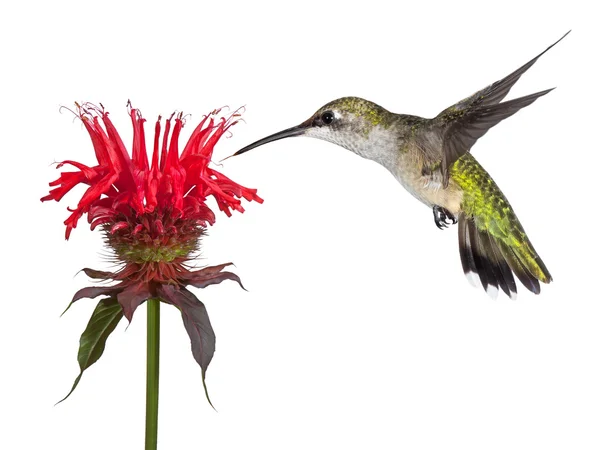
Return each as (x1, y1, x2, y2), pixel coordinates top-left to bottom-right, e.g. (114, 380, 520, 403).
(151, 118, 161, 171)
(159, 114, 173, 171)
(110, 222, 129, 233)
(77, 172, 119, 211)
(100, 112, 134, 173)
(79, 116, 111, 167)
(180, 114, 212, 160)
(154, 220, 164, 235)
(90, 216, 113, 231)
(55, 160, 99, 180)
(165, 117, 183, 170)
(130, 107, 149, 171)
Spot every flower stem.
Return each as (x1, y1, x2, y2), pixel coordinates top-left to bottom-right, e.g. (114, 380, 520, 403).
(145, 298, 160, 450)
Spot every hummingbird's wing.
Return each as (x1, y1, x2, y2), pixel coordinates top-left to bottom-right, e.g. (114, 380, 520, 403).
(434, 31, 569, 187)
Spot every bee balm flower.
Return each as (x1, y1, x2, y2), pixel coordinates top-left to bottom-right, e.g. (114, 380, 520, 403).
(43, 102, 262, 403)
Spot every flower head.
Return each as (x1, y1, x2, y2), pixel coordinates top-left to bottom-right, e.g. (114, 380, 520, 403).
(43, 102, 262, 404)
(43, 102, 261, 238)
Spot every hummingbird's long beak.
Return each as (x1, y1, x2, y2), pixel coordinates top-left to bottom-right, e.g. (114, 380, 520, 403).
(223, 120, 310, 161)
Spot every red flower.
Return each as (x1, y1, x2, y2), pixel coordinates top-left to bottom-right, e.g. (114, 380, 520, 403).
(43, 102, 261, 239)
(43, 102, 262, 404)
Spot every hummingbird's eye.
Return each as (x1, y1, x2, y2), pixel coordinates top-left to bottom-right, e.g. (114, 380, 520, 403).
(321, 111, 335, 125)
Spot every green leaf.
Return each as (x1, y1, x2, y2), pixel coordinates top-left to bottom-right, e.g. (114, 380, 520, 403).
(57, 297, 124, 404)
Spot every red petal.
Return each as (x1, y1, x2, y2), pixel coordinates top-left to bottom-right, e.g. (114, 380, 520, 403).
(55, 160, 99, 180)
(154, 219, 164, 235)
(99, 112, 135, 182)
(129, 107, 149, 171)
(110, 222, 129, 233)
(180, 114, 212, 160)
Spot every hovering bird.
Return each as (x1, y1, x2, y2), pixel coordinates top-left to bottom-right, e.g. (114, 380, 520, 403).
(228, 33, 569, 298)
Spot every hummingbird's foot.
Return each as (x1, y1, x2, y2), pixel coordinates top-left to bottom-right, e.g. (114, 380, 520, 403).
(433, 205, 457, 230)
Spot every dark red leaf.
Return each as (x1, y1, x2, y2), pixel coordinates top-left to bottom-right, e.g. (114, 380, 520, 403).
(61, 285, 122, 316)
(197, 263, 234, 275)
(73, 285, 121, 302)
(158, 284, 216, 407)
(187, 270, 245, 290)
(81, 268, 114, 280)
(117, 282, 152, 322)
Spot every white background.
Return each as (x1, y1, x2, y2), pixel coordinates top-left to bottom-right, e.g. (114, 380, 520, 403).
(1, 1, 599, 449)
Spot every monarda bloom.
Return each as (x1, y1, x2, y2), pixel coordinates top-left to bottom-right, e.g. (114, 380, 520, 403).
(42, 102, 262, 402)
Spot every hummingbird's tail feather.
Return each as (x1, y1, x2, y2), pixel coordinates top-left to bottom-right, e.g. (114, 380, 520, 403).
(457, 209, 552, 297)
(495, 237, 543, 295)
(458, 214, 517, 298)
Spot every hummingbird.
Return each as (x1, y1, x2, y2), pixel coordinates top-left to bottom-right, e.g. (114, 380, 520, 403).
(228, 32, 569, 298)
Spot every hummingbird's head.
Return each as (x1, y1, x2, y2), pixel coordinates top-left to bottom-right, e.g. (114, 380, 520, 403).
(229, 97, 397, 162)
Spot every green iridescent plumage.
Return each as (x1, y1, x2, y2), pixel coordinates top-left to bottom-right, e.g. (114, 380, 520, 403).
(231, 32, 568, 297)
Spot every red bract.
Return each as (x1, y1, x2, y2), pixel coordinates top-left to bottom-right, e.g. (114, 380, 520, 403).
(43, 102, 262, 405)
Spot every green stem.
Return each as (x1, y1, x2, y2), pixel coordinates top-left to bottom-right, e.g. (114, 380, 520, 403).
(145, 298, 160, 450)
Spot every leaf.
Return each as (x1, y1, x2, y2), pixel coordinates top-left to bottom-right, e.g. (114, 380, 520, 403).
(57, 297, 124, 404)
(198, 263, 235, 276)
(72, 286, 121, 302)
(61, 285, 121, 317)
(158, 285, 216, 408)
(187, 270, 245, 290)
(80, 268, 114, 280)
(117, 282, 151, 322)
(185, 263, 245, 290)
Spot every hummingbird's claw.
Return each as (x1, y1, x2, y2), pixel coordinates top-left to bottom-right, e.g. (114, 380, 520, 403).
(433, 205, 457, 230)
